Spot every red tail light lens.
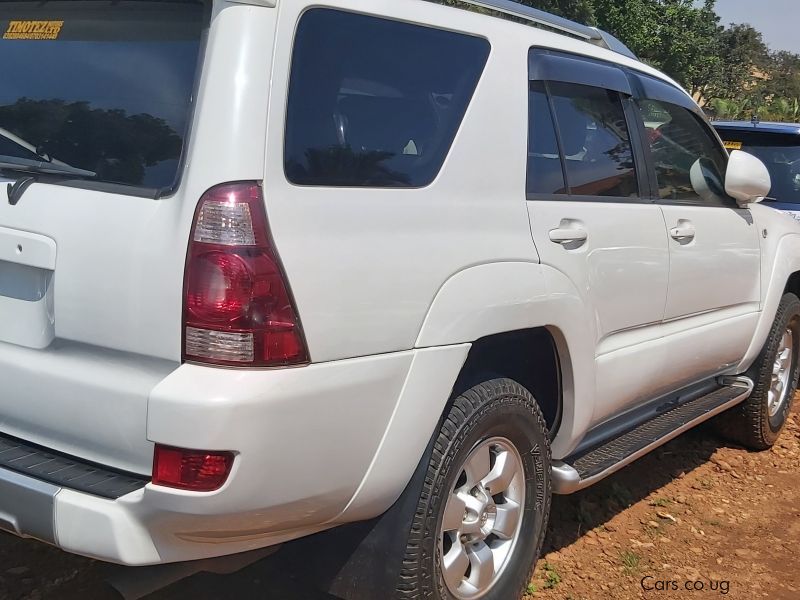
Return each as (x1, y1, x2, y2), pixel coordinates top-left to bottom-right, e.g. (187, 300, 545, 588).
(152, 445, 234, 492)
(187, 252, 253, 323)
(183, 182, 309, 367)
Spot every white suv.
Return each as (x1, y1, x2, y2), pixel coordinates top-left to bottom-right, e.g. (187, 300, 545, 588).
(0, 1, 797, 598)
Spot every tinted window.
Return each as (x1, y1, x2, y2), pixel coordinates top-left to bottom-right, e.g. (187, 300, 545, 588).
(640, 100, 729, 204)
(716, 131, 800, 203)
(285, 9, 490, 188)
(528, 81, 567, 195)
(548, 82, 638, 198)
(0, 3, 205, 191)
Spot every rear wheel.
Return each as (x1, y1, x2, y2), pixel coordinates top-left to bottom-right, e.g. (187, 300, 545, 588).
(715, 293, 800, 450)
(396, 378, 551, 599)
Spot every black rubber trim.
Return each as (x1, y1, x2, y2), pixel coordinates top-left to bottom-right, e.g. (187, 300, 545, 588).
(0, 432, 149, 500)
(569, 385, 744, 479)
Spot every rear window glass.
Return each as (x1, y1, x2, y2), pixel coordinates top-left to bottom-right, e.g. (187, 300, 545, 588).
(0, 1, 206, 192)
(284, 9, 490, 188)
(716, 130, 800, 203)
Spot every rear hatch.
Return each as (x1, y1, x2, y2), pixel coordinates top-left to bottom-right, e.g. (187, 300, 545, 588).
(0, 1, 208, 474)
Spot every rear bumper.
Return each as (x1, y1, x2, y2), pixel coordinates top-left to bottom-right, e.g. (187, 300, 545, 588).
(0, 467, 58, 544)
(0, 467, 323, 566)
(0, 346, 470, 565)
(1, 345, 470, 565)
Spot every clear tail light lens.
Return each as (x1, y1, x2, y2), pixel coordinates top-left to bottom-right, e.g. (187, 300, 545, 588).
(183, 182, 309, 367)
(152, 445, 234, 492)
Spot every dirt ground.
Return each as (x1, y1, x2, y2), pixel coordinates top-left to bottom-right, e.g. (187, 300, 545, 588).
(1, 405, 798, 600)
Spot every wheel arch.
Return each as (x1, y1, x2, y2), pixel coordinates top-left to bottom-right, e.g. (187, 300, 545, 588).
(337, 263, 594, 525)
(451, 328, 564, 438)
(785, 270, 800, 299)
(739, 227, 800, 371)
(414, 261, 593, 457)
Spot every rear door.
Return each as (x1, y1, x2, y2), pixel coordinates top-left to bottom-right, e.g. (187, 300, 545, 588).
(634, 76, 761, 385)
(525, 51, 670, 424)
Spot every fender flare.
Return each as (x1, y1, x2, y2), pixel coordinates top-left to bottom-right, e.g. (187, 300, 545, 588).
(740, 231, 800, 371)
(414, 261, 596, 458)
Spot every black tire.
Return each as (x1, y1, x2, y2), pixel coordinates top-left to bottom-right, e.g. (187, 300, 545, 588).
(715, 293, 800, 450)
(396, 378, 551, 600)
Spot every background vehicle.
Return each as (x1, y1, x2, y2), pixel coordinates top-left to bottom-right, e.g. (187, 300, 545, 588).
(714, 120, 800, 217)
(0, 1, 798, 599)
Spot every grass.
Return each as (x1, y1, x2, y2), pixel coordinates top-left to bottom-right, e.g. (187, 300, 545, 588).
(620, 550, 641, 575)
(649, 497, 672, 507)
(526, 582, 538, 596)
(542, 562, 562, 589)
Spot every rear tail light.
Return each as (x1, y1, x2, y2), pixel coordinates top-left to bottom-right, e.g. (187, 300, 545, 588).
(153, 445, 234, 492)
(183, 182, 309, 367)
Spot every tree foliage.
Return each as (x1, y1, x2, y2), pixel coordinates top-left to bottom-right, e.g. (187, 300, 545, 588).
(0, 99, 182, 185)
(519, 0, 800, 122)
(439, 0, 800, 121)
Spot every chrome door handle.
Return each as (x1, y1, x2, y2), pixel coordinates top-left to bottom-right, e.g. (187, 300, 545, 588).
(669, 221, 696, 241)
(549, 227, 588, 245)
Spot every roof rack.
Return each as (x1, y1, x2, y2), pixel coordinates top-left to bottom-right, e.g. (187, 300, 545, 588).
(450, 0, 639, 60)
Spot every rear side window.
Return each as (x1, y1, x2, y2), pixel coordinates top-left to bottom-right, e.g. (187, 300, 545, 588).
(639, 100, 729, 204)
(528, 79, 639, 199)
(284, 9, 490, 188)
(0, 2, 206, 192)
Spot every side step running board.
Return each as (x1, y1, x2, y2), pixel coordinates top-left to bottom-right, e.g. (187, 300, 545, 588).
(551, 376, 753, 494)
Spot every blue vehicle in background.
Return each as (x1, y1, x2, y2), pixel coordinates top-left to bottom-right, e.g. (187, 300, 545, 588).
(713, 120, 800, 218)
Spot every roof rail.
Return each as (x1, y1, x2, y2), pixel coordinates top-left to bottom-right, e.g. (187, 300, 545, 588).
(450, 0, 638, 60)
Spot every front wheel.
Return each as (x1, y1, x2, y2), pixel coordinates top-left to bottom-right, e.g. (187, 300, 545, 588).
(715, 292, 800, 450)
(396, 378, 551, 599)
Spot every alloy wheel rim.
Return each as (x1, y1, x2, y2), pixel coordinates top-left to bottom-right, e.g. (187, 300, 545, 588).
(439, 437, 526, 600)
(769, 328, 794, 418)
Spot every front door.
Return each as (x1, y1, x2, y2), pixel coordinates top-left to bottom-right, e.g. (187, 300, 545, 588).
(636, 95, 761, 387)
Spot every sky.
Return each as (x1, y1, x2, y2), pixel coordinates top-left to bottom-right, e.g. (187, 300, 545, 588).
(712, 0, 800, 54)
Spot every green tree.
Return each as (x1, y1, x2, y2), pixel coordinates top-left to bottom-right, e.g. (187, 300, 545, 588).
(523, 0, 595, 22)
(440, 0, 594, 22)
(593, 0, 722, 97)
(712, 24, 769, 99)
(439, 0, 800, 122)
(707, 97, 751, 120)
(763, 51, 800, 101)
(0, 99, 182, 186)
(524, 0, 723, 97)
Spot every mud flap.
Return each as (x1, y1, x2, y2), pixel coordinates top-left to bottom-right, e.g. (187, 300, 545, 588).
(282, 432, 437, 599)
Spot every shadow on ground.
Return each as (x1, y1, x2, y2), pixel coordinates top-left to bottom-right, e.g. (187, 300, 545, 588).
(150, 427, 730, 599)
(0, 426, 737, 600)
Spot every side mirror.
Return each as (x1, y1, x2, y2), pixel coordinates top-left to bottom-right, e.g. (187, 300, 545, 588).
(725, 150, 771, 206)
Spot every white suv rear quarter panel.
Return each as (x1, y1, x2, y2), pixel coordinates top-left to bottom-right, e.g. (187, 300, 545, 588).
(263, 0, 540, 363)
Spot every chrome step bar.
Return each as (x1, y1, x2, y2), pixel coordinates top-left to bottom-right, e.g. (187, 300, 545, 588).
(450, 0, 638, 59)
(551, 376, 753, 494)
